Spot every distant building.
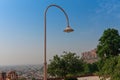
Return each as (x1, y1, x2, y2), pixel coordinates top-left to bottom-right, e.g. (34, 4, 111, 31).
(0, 72, 6, 80)
(6, 71, 18, 80)
(0, 71, 18, 80)
(81, 49, 99, 63)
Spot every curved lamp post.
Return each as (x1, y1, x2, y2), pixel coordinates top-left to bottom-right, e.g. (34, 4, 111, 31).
(44, 4, 74, 80)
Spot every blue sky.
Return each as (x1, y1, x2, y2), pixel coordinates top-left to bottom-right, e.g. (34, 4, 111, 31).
(0, 0, 120, 65)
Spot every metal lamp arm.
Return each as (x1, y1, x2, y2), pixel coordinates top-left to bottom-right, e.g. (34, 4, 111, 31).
(44, 4, 70, 26)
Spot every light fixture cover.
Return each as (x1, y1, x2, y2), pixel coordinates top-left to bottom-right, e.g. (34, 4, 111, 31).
(64, 26, 74, 33)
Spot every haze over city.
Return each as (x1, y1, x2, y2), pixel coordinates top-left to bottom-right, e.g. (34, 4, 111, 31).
(0, 0, 120, 66)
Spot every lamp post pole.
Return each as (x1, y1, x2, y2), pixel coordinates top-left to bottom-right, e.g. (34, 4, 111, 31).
(44, 4, 74, 80)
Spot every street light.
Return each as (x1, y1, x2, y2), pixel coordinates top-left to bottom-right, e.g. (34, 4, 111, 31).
(44, 4, 74, 80)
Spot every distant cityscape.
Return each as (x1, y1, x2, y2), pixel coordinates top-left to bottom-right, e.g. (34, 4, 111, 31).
(0, 49, 98, 80)
(0, 65, 43, 80)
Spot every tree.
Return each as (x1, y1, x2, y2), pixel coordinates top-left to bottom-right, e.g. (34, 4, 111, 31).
(111, 56, 120, 80)
(97, 28, 120, 58)
(97, 56, 120, 80)
(48, 52, 84, 78)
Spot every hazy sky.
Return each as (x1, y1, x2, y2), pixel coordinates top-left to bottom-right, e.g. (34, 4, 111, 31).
(0, 0, 120, 65)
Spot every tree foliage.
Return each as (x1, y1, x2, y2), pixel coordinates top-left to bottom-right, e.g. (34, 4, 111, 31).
(83, 62, 98, 74)
(111, 56, 120, 80)
(97, 28, 120, 58)
(48, 52, 84, 78)
(97, 56, 120, 80)
(96, 28, 120, 79)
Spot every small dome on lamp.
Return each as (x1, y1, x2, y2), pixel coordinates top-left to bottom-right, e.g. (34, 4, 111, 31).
(64, 26, 74, 33)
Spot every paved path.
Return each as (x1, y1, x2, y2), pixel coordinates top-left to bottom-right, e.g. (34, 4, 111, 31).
(77, 76, 100, 80)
